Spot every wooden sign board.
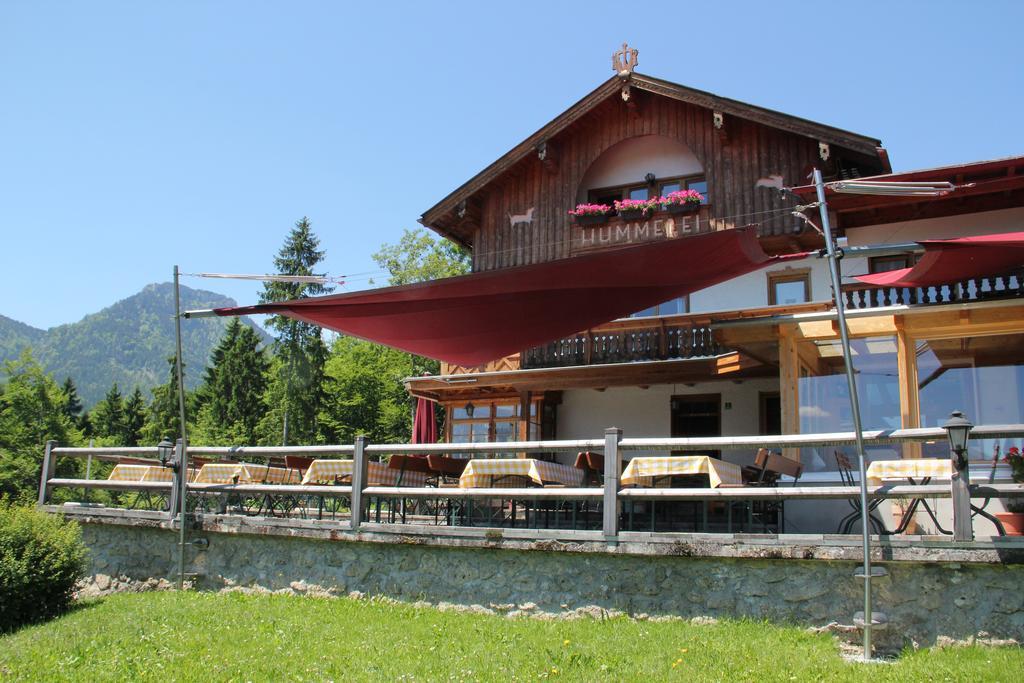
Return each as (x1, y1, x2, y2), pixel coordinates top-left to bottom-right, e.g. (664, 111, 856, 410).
(570, 207, 715, 255)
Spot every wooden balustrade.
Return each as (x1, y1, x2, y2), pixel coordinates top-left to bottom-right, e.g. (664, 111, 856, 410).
(522, 318, 724, 369)
(842, 269, 1024, 310)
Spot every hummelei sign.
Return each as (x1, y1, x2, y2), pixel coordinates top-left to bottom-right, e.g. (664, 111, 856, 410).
(570, 207, 715, 254)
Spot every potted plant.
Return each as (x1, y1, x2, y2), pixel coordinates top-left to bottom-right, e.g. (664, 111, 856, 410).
(614, 198, 659, 221)
(568, 203, 613, 226)
(997, 446, 1024, 535)
(662, 189, 704, 214)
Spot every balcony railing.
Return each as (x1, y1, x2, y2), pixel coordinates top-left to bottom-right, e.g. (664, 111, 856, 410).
(521, 318, 724, 369)
(843, 269, 1024, 310)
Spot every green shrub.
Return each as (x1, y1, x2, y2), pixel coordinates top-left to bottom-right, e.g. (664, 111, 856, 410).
(0, 503, 88, 632)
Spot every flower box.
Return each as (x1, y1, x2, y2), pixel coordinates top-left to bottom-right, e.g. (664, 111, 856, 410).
(666, 202, 701, 215)
(618, 209, 649, 221)
(573, 213, 610, 226)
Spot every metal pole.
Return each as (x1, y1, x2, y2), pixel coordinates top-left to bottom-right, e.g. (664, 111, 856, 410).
(173, 266, 190, 590)
(812, 169, 874, 660)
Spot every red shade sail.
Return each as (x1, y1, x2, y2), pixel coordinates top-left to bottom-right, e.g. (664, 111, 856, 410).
(215, 227, 792, 366)
(412, 397, 437, 444)
(854, 232, 1024, 288)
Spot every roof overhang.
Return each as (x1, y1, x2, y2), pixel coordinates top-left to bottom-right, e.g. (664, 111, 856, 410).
(789, 155, 1024, 228)
(404, 352, 774, 401)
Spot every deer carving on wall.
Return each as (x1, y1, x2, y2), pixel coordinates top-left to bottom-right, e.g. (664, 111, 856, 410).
(508, 207, 535, 229)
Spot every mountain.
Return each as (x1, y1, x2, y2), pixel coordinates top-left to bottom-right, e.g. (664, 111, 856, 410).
(1, 283, 273, 407)
(0, 315, 46, 360)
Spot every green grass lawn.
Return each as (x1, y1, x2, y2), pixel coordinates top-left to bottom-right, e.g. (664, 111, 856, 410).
(0, 591, 1019, 682)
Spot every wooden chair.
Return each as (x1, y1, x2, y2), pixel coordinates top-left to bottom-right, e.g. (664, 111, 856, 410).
(722, 449, 803, 533)
(573, 451, 604, 486)
(284, 455, 314, 481)
(750, 450, 802, 532)
(426, 455, 469, 486)
(388, 455, 434, 486)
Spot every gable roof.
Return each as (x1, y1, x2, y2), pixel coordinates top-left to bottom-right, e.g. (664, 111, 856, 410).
(419, 72, 886, 239)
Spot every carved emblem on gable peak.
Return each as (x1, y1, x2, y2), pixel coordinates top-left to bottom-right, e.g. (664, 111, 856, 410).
(612, 42, 638, 77)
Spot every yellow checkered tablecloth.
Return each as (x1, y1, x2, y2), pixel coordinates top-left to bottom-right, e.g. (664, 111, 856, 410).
(620, 456, 743, 488)
(193, 463, 300, 485)
(866, 459, 952, 485)
(108, 464, 165, 482)
(458, 459, 584, 488)
(108, 464, 201, 482)
(301, 459, 430, 487)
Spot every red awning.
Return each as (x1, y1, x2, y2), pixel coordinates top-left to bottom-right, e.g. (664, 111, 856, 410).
(853, 232, 1024, 287)
(215, 227, 796, 366)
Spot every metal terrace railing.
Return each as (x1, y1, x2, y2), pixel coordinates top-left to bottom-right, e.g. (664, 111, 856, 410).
(842, 268, 1024, 310)
(39, 425, 1024, 541)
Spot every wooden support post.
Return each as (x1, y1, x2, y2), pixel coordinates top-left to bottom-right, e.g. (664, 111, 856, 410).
(350, 435, 367, 531)
(895, 325, 921, 459)
(37, 440, 57, 507)
(778, 328, 800, 461)
(951, 455, 973, 542)
(603, 427, 622, 544)
(518, 390, 531, 457)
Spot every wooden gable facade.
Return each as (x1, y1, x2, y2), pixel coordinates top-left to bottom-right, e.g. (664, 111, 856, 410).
(420, 72, 890, 271)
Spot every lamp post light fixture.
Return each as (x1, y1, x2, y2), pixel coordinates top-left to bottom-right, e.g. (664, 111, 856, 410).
(644, 172, 657, 185)
(464, 402, 475, 418)
(943, 410, 974, 470)
(157, 437, 176, 470)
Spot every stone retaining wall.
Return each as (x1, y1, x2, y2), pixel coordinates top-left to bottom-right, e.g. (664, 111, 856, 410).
(73, 513, 1024, 652)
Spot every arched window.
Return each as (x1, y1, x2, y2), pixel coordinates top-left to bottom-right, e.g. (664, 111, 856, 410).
(577, 135, 707, 206)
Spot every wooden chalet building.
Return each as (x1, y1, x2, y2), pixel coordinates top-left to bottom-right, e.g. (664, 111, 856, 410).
(405, 47, 1024, 532)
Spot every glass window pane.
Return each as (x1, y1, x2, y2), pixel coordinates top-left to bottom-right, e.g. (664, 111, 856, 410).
(494, 404, 515, 418)
(687, 179, 708, 203)
(451, 407, 469, 420)
(798, 335, 900, 472)
(773, 279, 807, 305)
(917, 333, 1024, 461)
(660, 182, 681, 195)
(451, 423, 470, 442)
(658, 297, 685, 315)
(631, 306, 658, 318)
(628, 187, 649, 200)
(471, 423, 489, 442)
(870, 256, 910, 273)
(494, 420, 517, 442)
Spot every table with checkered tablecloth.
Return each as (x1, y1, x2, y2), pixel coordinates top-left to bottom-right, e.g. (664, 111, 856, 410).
(866, 458, 952, 485)
(301, 459, 430, 487)
(458, 458, 584, 488)
(193, 462, 300, 485)
(107, 464, 202, 482)
(620, 455, 742, 488)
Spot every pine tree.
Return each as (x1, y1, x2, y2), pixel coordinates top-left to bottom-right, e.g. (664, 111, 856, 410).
(60, 377, 83, 422)
(260, 217, 332, 445)
(194, 318, 269, 445)
(90, 383, 125, 441)
(122, 387, 146, 447)
(141, 356, 190, 445)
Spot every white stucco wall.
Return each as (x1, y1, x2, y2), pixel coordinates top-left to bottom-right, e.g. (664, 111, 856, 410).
(681, 257, 869, 314)
(555, 378, 779, 467)
(845, 207, 1024, 246)
(576, 135, 703, 202)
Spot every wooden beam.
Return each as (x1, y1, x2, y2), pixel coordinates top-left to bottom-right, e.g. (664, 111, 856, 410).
(896, 325, 921, 458)
(902, 305, 1024, 340)
(778, 327, 800, 462)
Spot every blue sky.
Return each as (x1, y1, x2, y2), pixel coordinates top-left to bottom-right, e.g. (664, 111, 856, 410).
(1, 1, 1022, 330)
